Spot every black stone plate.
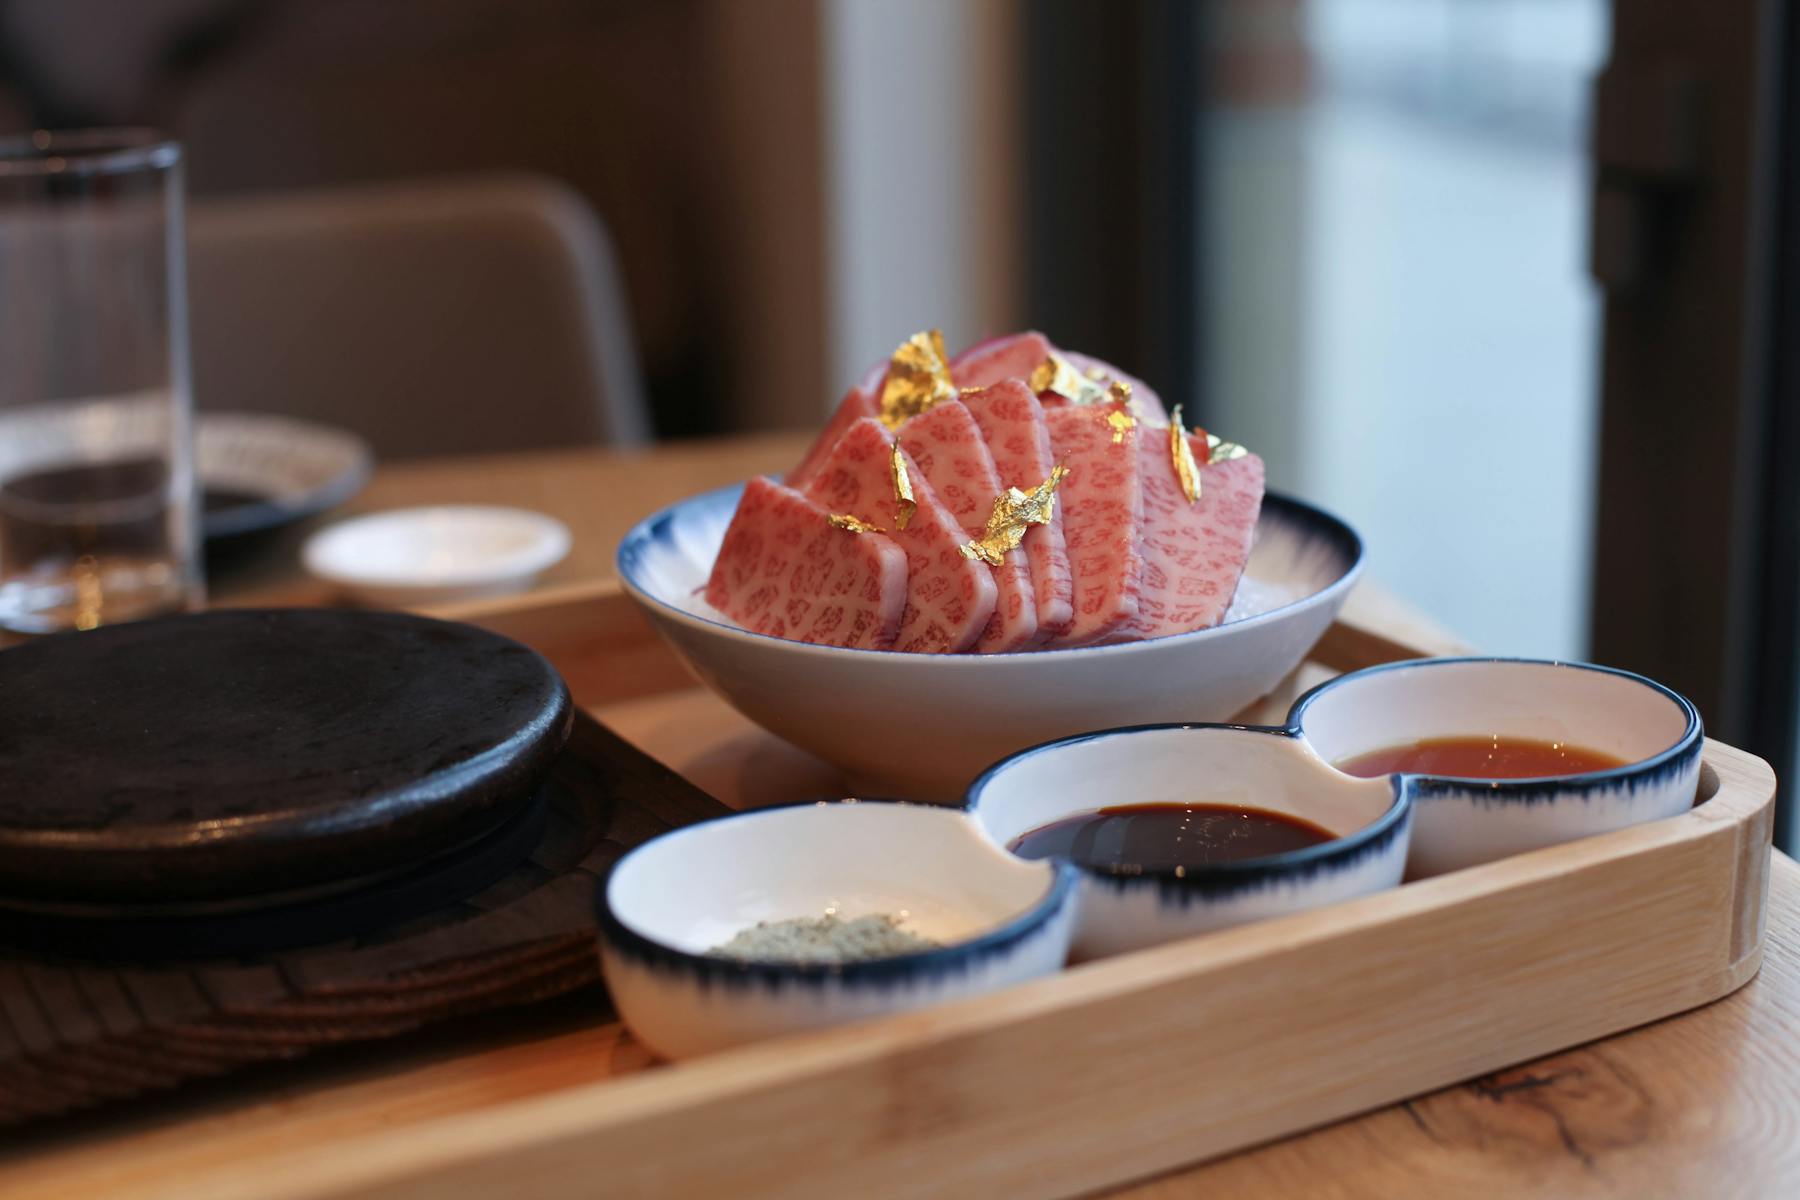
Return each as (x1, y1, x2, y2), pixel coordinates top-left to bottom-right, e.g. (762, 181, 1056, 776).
(0, 710, 733, 1125)
(0, 792, 549, 959)
(0, 608, 572, 905)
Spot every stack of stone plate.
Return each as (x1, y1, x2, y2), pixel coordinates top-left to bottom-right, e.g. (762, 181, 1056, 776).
(0, 610, 726, 1124)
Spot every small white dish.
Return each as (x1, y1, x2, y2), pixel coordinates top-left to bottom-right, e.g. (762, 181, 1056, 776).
(1293, 658, 1704, 876)
(617, 482, 1363, 799)
(967, 725, 1410, 958)
(303, 505, 569, 608)
(595, 799, 1079, 1060)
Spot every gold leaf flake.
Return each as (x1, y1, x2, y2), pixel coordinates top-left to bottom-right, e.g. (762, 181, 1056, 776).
(878, 329, 957, 429)
(827, 513, 884, 534)
(959, 465, 1070, 566)
(1028, 351, 1114, 406)
(1105, 387, 1137, 444)
(1170, 404, 1202, 504)
(890, 442, 916, 530)
(1206, 432, 1249, 464)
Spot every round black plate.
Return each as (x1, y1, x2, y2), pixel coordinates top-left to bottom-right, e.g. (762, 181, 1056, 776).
(0, 792, 550, 959)
(0, 609, 571, 904)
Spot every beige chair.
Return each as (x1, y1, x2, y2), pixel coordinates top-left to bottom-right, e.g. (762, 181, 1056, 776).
(186, 174, 650, 458)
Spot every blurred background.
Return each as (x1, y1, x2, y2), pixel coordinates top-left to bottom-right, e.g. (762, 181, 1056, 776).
(1, 0, 1792, 845)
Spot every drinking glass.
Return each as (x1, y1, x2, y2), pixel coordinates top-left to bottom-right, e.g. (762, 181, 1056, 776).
(0, 129, 202, 636)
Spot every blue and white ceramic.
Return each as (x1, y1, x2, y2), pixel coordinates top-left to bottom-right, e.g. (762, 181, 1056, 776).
(967, 725, 1412, 958)
(1293, 658, 1704, 876)
(617, 482, 1363, 800)
(595, 800, 1079, 1060)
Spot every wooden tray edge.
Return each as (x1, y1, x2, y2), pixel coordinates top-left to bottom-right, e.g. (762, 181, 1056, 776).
(188, 763, 1777, 1200)
(176, 586, 1782, 1200)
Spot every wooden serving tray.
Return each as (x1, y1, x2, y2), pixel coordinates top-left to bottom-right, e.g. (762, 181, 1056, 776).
(0, 582, 1775, 1200)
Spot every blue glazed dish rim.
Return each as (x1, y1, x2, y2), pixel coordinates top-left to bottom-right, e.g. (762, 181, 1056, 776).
(614, 480, 1363, 661)
(963, 722, 1413, 893)
(594, 798, 1081, 987)
(1286, 656, 1705, 799)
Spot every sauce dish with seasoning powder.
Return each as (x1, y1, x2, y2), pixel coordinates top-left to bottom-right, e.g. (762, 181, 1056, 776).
(595, 800, 1078, 1060)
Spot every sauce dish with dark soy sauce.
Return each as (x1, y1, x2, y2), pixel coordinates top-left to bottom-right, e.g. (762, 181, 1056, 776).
(966, 725, 1411, 958)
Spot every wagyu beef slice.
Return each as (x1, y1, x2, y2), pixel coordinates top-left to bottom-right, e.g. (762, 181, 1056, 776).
(787, 386, 878, 491)
(802, 417, 997, 653)
(1118, 433, 1265, 641)
(1056, 350, 1168, 424)
(950, 331, 1053, 390)
(952, 331, 1171, 425)
(899, 400, 1037, 653)
(957, 380, 1075, 641)
(705, 476, 908, 649)
(1042, 406, 1145, 647)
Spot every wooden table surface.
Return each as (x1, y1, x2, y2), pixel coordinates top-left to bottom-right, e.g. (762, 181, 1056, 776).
(10, 433, 1796, 1198)
(210, 431, 1467, 650)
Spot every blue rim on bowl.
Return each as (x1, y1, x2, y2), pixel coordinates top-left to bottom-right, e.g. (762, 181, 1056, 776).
(1286, 657, 1705, 802)
(594, 799, 1082, 988)
(964, 723, 1412, 899)
(615, 481, 1364, 660)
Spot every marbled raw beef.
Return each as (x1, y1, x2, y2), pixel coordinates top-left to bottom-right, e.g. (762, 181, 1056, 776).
(802, 416, 997, 653)
(1041, 404, 1145, 647)
(950, 331, 1053, 390)
(951, 331, 1169, 425)
(787, 385, 878, 491)
(899, 400, 1038, 652)
(704, 476, 908, 649)
(1056, 349, 1168, 424)
(1116, 430, 1265, 641)
(956, 380, 1075, 642)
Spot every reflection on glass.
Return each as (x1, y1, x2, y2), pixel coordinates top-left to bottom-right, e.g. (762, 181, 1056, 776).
(1201, 0, 1609, 657)
(0, 130, 202, 636)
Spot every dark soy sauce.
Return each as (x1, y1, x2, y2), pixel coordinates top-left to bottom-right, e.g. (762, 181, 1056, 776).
(1006, 803, 1336, 872)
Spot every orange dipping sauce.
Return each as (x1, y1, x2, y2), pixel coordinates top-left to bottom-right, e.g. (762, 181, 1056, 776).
(1336, 735, 1629, 780)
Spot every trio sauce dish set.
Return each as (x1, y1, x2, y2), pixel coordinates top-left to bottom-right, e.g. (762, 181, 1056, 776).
(596, 654, 1705, 1060)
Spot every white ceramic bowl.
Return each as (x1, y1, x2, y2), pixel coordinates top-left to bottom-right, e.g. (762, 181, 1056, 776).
(1292, 658, 1705, 876)
(595, 800, 1079, 1060)
(617, 482, 1364, 799)
(304, 505, 569, 607)
(966, 725, 1410, 958)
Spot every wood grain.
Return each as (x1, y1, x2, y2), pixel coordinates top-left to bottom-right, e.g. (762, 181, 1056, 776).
(208, 432, 817, 609)
(11, 852, 1787, 1200)
(0, 586, 1780, 1199)
(5, 441, 1785, 1198)
(0, 746, 1773, 1200)
(209, 431, 1469, 669)
(1122, 858, 1800, 1199)
(0, 713, 729, 1126)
